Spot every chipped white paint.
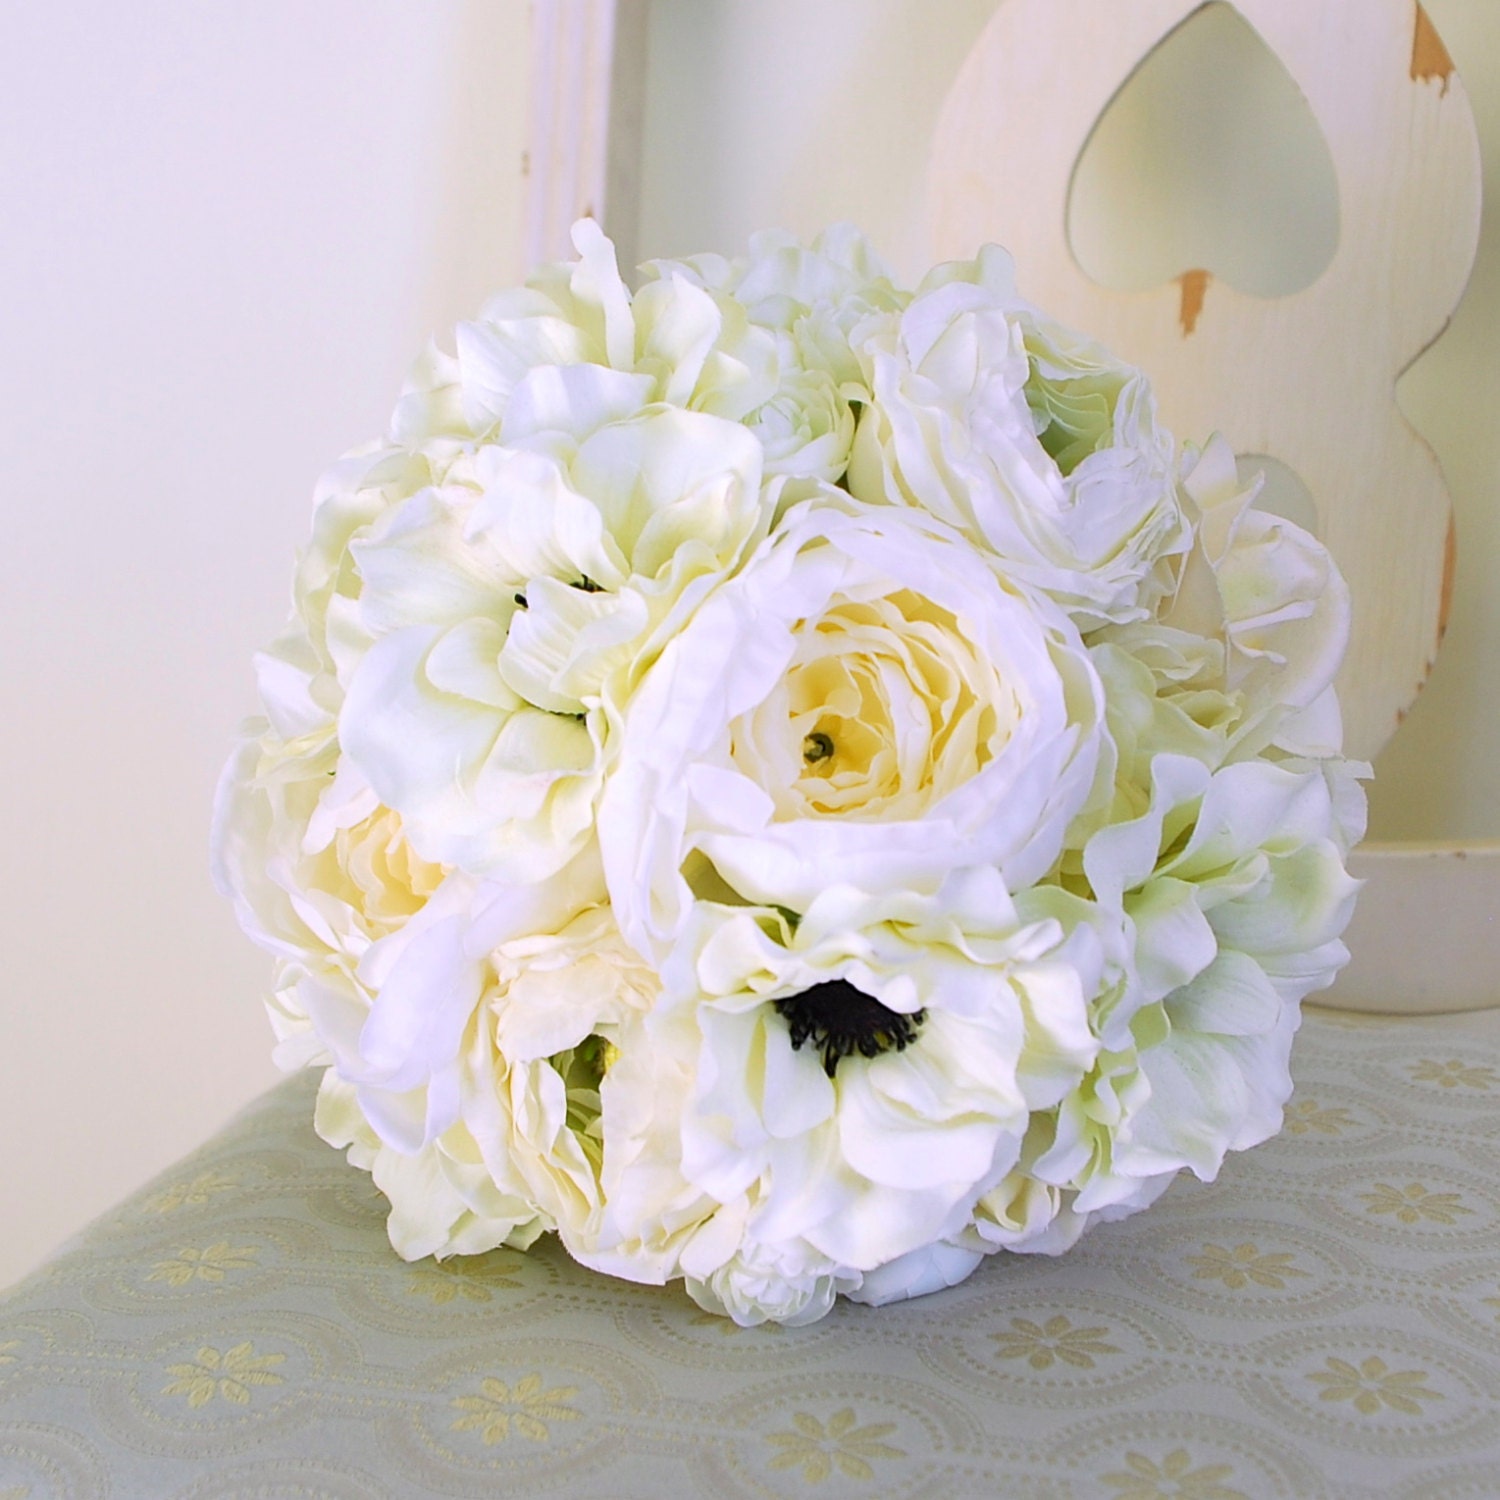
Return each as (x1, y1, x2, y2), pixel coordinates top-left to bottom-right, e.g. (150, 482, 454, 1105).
(1340, 841, 1500, 1012)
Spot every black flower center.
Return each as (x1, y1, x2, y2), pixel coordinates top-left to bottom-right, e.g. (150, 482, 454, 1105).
(774, 979, 925, 1077)
(803, 731, 834, 764)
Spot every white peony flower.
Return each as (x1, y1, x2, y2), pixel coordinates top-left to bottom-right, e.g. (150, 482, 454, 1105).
(314, 1069, 545, 1261)
(394, 218, 868, 491)
(390, 218, 638, 450)
(1034, 754, 1362, 1217)
(599, 494, 1107, 958)
(338, 393, 773, 883)
(847, 244, 1191, 626)
(212, 687, 607, 1157)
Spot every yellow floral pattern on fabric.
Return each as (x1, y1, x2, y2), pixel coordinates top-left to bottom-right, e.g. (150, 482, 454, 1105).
(406, 1251, 525, 1304)
(1358, 1182, 1474, 1225)
(1185, 1242, 1309, 1290)
(145, 1171, 238, 1215)
(764, 1408, 904, 1482)
(1306, 1355, 1443, 1415)
(1100, 1449, 1247, 1499)
(147, 1242, 259, 1287)
(1407, 1058, 1495, 1090)
(449, 1375, 580, 1444)
(688, 1308, 784, 1337)
(990, 1314, 1120, 1369)
(161, 1342, 285, 1408)
(1282, 1099, 1354, 1135)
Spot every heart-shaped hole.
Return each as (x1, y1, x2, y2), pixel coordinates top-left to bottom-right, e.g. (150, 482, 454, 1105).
(1066, 2, 1339, 301)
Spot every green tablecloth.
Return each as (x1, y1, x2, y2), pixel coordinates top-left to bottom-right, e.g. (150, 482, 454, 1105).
(3, 1007, 1499, 1499)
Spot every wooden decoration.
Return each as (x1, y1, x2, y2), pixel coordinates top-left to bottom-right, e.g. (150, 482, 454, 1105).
(928, 0, 1480, 764)
(524, 0, 651, 276)
(928, 0, 1496, 1014)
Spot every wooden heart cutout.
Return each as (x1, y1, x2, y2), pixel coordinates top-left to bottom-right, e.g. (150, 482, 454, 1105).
(927, 0, 1481, 763)
(1068, 2, 1340, 306)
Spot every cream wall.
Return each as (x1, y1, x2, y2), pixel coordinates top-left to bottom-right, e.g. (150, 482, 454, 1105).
(2, 0, 1495, 1290)
(0, 0, 529, 1289)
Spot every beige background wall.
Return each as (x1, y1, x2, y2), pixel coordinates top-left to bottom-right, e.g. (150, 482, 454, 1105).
(2, 0, 1495, 1290)
(0, 0, 529, 1288)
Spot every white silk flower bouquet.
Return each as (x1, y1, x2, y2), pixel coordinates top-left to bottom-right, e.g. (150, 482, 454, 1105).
(213, 222, 1364, 1326)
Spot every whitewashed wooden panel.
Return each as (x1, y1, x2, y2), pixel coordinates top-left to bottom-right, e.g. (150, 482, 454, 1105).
(525, 0, 650, 275)
(929, 0, 1481, 765)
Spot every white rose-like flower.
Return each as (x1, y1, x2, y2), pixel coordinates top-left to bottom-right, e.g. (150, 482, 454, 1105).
(215, 677, 646, 1261)
(394, 218, 812, 477)
(212, 727, 546, 1259)
(600, 495, 1106, 956)
(645, 226, 908, 495)
(847, 244, 1190, 625)
(683, 1238, 860, 1328)
(390, 218, 637, 450)
(314, 1070, 546, 1262)
(650, 223, 907, 388)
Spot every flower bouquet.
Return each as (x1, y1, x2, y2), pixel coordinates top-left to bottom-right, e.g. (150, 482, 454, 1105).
(214, 222, 1363, 1326)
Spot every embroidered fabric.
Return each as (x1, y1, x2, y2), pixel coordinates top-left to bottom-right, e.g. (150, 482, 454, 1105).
(2, 1006, 1498, 1499)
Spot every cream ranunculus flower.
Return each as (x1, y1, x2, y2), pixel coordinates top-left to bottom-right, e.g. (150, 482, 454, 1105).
(582, 868, 1104, 1321)
(847, 244, 1190, 626)
(599, 494, 1107, 958)
(212, 644, 608, 1170)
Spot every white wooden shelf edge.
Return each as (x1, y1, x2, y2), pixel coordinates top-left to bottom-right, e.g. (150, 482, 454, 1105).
(1326, 841, 1500, 1013)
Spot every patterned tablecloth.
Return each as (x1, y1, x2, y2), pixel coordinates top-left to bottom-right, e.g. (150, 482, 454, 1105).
(2, 1006, 1498, 1500)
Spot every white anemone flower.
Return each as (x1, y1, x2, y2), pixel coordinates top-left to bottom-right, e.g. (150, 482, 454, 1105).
(581, 869, 1104, 1320)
